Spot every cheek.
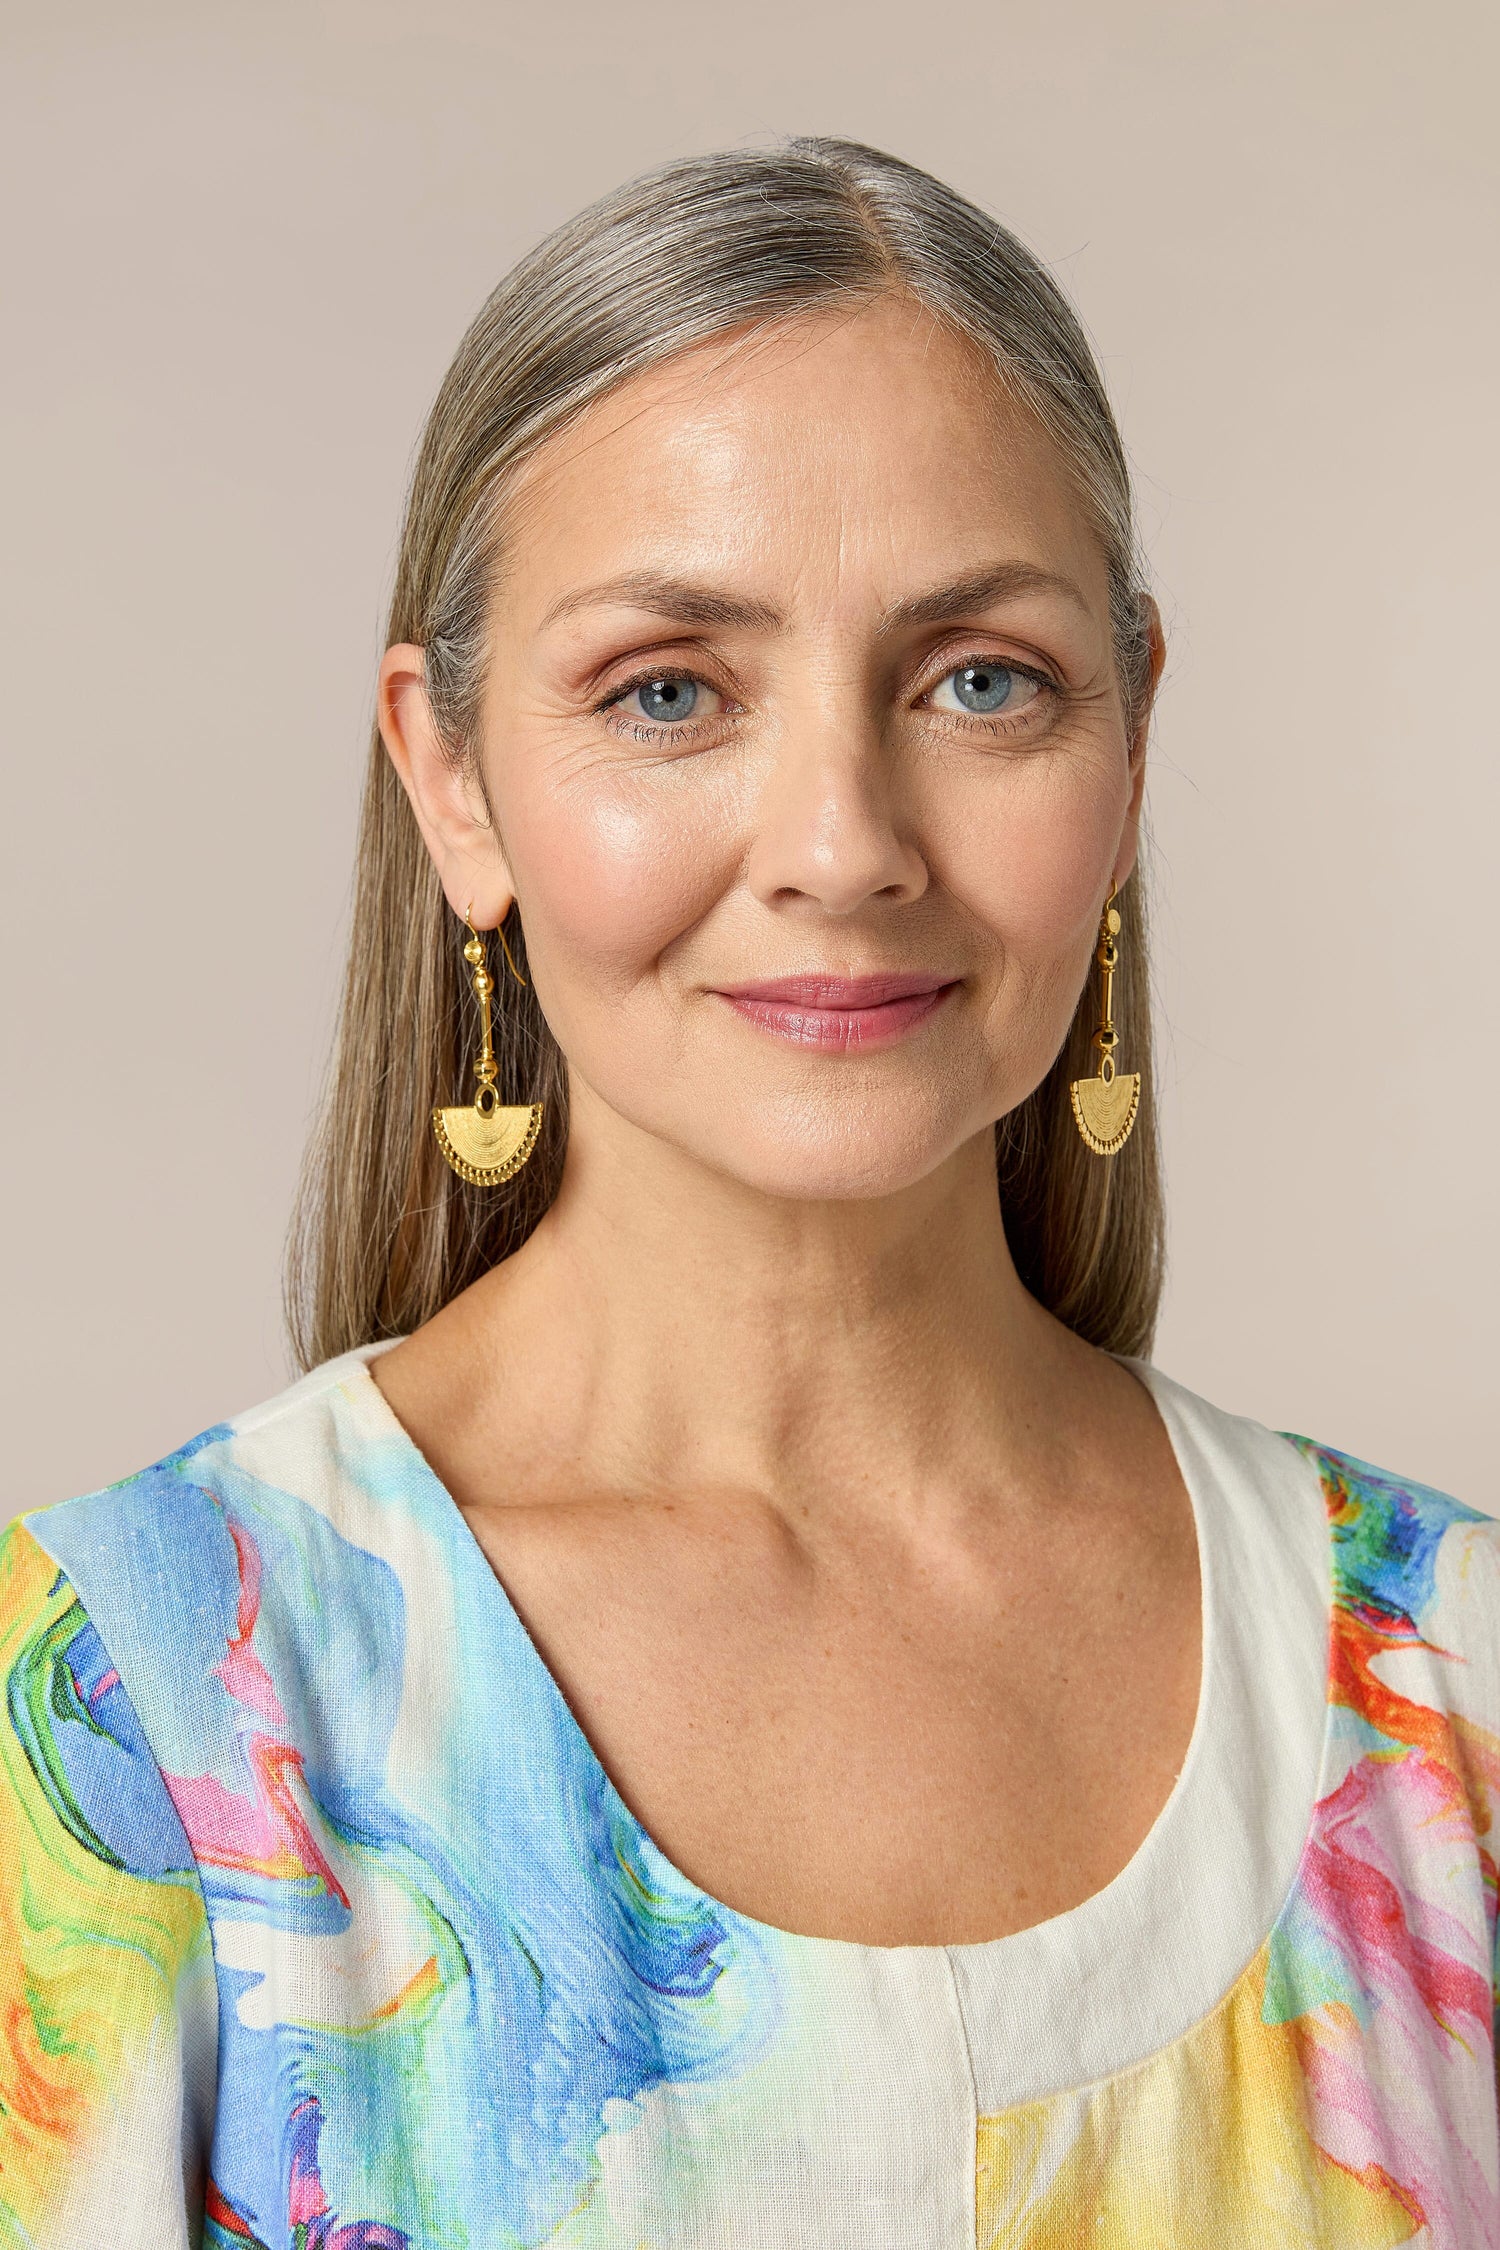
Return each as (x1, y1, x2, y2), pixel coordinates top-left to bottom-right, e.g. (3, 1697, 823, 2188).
(496, 761, 742, 1002)
(940, 758, 1125, 962)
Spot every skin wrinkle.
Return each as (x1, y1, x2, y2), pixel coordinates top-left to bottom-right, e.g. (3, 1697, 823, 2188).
(490, 301, 890, 591)
(372, 298, 1194, 1949)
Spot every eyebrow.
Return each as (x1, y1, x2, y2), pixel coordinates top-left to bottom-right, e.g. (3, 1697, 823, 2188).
(540, 572, 782, 632)
(882, 562, 1093, 629)
(539, 560, 1092, 635)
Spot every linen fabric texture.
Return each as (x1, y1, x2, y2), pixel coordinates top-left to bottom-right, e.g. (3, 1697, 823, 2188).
(1, 1347, 1496, 2248)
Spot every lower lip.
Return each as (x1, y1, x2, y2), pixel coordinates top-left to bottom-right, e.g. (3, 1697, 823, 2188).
(717, 985, 955, 1051)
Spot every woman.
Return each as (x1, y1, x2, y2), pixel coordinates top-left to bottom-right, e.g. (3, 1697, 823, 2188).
(2, 139, 1493, 2248)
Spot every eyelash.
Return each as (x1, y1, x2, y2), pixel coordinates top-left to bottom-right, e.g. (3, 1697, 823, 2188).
(596, 656, 1060, 746)
(925, 655, 1058, 735)
(597, 670, 729, 747)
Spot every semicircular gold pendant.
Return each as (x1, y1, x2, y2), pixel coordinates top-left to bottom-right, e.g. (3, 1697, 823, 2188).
(431, 1101, 544, 1187)
(1069, 1067, 1140, 1157)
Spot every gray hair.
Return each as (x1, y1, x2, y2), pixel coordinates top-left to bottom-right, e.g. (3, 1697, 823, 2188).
(289, 137, 1164, 1371)
(409, 138, 1152, 760)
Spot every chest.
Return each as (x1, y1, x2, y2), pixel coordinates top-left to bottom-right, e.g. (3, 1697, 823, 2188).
(462, 1491, 1202, 1946)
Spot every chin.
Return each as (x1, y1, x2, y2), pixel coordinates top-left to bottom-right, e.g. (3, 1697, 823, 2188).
(679, 1095, 985, 1204)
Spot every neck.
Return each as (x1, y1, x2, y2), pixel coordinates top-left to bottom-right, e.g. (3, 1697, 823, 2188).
(452, 1081, 1098, 1509)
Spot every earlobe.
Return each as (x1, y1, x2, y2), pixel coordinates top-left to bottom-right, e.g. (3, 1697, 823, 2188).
(377, 642, 515, 927)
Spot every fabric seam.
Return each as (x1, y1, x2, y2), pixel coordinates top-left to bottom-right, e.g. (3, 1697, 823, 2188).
(941, 1942, 982, 2250)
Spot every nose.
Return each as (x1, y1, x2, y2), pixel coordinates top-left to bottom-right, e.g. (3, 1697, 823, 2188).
(745, 704, 928, 917)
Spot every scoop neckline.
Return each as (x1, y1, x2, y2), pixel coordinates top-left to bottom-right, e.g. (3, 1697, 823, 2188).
(321, 1340, 1330, 2002)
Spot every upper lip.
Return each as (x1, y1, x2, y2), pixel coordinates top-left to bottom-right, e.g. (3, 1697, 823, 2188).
(712, 973, 958, 1008)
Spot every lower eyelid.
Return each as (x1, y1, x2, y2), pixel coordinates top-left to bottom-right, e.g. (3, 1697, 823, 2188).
(605, 712, 720, 747)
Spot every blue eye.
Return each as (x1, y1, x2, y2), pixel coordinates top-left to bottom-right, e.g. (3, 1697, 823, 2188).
(927, 661, 1047, 720)
(630, 677, 698, 723)
(951, 665, 1016, 712)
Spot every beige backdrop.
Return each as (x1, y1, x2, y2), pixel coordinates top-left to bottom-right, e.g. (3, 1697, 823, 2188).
(3, 0, 1496, 1516)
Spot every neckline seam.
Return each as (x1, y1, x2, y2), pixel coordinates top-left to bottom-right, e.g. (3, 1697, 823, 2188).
(228, 1347, 1331, 2027)
(338, 1345, 1232, 1965)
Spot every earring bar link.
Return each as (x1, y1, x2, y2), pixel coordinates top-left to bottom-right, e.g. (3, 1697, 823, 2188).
(431, 906, 544, 1186)
(1068, 879, 1141, 1156)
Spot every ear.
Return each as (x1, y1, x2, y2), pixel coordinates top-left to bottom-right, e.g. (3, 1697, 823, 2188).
(378, 643, 515, 927)
(1112, 596, 1166, 891)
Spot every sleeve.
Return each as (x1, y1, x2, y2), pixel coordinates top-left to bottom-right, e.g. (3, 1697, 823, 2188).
(0, 1518, 217, 2248)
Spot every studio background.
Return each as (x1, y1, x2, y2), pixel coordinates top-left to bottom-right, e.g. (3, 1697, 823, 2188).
(3, 0, 1495, 1516)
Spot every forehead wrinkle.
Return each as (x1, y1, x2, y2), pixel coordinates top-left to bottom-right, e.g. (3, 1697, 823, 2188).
(501, 301, 887, 551)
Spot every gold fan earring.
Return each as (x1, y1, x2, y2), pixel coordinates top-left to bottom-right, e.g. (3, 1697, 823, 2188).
(431, 908, 544, 1186)
(1069, 883, 1141, 1156)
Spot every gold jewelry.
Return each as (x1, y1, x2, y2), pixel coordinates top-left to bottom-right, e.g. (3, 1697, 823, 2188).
(1069, 883, 1140, 1156)
(431, 907, 543, 1186)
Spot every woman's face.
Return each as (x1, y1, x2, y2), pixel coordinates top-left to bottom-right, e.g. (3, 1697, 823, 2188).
(387, 295, 1156, 1201)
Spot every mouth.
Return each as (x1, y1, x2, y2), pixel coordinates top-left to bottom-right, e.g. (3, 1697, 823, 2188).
(710, 972, 960, 1052)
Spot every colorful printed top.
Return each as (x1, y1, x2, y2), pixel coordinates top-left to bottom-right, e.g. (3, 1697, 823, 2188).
(1, 1345, 1496, 2249)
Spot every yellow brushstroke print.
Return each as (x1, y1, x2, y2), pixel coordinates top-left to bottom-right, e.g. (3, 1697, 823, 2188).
(0, 1524, 211, 2241)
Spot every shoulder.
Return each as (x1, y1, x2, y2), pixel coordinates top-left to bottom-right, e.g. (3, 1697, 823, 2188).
(1137, 1361, 1496, 1617)
(1186, 1365, 1500, 1744)
(0, 1514, 210, 1906)
(23, 1344, 403, 1563)
(16, 1346, 428, 1784)
(1286, 1432, 1500, 1701)
(1285, 1431, 1494, 1556)
(1139, 1361, 1500, 1713)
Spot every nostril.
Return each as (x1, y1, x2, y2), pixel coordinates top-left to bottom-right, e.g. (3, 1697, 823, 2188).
(747, 796, 929, 916)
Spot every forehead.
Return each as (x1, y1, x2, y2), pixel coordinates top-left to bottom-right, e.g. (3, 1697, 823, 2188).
(500, 295, 1110, 618)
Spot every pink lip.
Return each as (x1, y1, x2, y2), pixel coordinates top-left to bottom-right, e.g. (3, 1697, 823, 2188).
(712, 973, 959, 1051)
